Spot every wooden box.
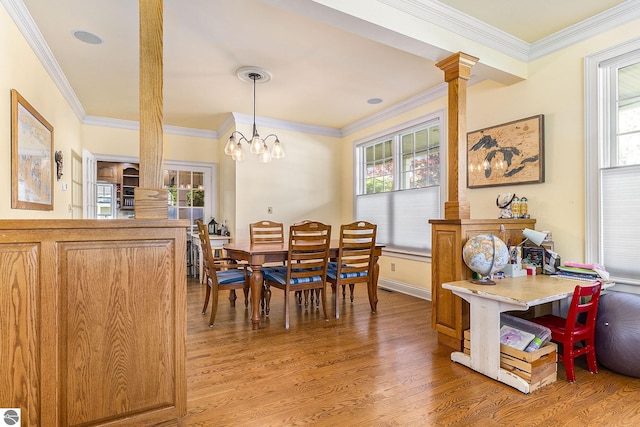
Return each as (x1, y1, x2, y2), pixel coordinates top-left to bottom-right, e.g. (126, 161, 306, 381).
(464, 330, 557, 392)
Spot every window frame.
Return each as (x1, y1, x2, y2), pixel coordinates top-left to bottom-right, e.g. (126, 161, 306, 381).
(353, 110, 446, 257)
(585, 38, 640, 292)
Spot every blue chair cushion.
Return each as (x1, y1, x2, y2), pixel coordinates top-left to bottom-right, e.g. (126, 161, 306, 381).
(326, 269, 368, 280)
(217, 269, 247, 285)
(260, 266, 287, 274)
(264, 270, 323, 285)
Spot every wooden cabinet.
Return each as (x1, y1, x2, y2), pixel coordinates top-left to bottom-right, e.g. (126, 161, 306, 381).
(429, 218, 536, 350)
(121, 163, 139, 210)
(0, 219, 188, 426)
(97, 161, 119, 183)
(97, 161, 140, 211)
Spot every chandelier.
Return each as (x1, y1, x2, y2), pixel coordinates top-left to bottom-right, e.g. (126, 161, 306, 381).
(224, 67, 285, 163)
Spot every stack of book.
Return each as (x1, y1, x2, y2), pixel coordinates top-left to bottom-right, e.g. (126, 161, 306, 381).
(552, 262, 608, 282)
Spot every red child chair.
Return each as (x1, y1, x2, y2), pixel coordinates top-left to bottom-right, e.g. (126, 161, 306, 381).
(530, 281, 602, 383)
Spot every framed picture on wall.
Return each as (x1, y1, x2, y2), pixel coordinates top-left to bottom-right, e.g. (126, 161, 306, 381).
(467, 114, 545, 188)
(11, 89, 54, 211)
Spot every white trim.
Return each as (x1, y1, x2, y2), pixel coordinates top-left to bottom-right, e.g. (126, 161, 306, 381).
(82, 149, 97, 218)
(90, 154, 218, 222)
(530, 2, 640, 61)
(93, 153, 139, 163)
(229, 112, 341, 138)
(352, 109, 445, 254)
(352, 109, 446, 146)
(608, 284, 640, 295)
(378, 0, 529, 61)
(83, 116, 218, 139)
(382, 248, 430, 263)
(344, 84, 447, 137)
(2, 0, 85, 120)
(378, 278, 431, 301)
(584, 37, 640, 283)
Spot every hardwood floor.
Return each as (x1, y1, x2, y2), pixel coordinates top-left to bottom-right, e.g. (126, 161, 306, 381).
(170, 278, 640, 426)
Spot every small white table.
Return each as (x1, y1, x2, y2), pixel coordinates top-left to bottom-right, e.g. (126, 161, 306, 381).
(442, 275, 613, 393)
(190, 233, 231, 283)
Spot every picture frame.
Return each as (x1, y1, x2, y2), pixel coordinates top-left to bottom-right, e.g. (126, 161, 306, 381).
(522, 246, 545, 268)
(11, 89, 54, 210)
(467, 114, 544, 188)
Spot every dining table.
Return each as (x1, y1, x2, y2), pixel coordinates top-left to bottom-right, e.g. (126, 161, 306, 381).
(224, 241, 384, 329)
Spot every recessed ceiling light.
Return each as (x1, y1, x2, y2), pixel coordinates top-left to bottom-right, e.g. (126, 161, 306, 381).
(73, 30, 103, 45)
(367, 98, 383, 104)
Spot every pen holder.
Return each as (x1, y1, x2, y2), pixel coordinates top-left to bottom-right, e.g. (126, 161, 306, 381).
(501, 263, 527, 278)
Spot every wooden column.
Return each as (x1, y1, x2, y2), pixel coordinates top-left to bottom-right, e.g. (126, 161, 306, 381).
(135, 0, 168, 219)
(435, 52, 478, 220)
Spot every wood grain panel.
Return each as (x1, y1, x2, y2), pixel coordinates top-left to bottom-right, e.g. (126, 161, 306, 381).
(0, 244, 39, 426)
(59, 240, 175, 426)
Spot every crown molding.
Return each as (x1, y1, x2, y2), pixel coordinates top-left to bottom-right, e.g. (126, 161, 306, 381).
(380, 0, 640, 63)
(83, 115, 218, 139)
(378, 0, 530, 61)
(227, 112, 341, 138)
(2, 0, 86, 120)
(529, 1, 640, 60)
(342, 75, 483, 137)
(343, 83, 446, 137)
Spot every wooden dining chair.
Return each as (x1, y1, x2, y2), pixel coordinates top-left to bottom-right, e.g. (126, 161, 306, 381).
(249, 220, 285, 244)
(249, 220, 286, 315)
(327, 221, 377, 318)
(292, 219, 315, 307)
(530, 281, 602, 382)
(263, 221, 332, 328)
(196, 220, 250, 327)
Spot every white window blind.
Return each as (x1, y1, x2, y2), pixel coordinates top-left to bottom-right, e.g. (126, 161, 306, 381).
(355, 186, 440, 253)
(601, 165, 640, 282)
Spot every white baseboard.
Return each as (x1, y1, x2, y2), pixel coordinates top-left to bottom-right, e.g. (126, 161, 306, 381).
(378, 278, 431, 301)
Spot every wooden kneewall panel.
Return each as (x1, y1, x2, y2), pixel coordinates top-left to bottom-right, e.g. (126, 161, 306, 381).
(0, 244, 40, 426)
(0, 219, 188, 427)
(60, 240, 176, 426)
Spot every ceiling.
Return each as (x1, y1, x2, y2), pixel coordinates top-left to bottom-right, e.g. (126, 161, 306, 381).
(15, 0, 634, 134)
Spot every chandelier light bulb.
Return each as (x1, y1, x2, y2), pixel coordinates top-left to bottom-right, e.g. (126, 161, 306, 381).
(224, 136, 237, 155)
(250, 133, 264, 154)
(258, 147, 272, 163)
(232, 143, 245, 161)
(271, 140, 285, 159)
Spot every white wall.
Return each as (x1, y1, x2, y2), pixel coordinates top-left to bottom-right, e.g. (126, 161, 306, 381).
(231, 122, 343, 243)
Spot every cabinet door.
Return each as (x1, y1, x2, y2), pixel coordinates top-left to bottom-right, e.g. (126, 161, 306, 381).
(97, 162, 118, 183)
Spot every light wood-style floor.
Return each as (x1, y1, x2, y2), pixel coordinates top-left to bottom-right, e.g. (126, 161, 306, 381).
(173, 278, 640, 426)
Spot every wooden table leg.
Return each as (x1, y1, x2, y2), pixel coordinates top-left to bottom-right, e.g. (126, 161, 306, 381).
(250, 266, 263, 329)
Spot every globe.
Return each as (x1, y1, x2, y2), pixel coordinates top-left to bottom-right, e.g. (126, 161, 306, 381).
(462, 234, 510, 285)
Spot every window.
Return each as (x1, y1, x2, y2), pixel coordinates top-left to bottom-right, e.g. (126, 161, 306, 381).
(586, 42, 640, 291)
(364, 139, 393, 193)
(165, 169, 205, 227)
(355, 112, 445, 254)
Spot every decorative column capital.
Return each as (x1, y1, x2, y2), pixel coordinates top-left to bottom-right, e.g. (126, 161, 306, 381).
(436, 52, 479, 82)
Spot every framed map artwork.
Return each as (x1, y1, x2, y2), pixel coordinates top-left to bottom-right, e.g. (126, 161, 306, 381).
(467, 114, 544, 188)
(11, 89, 54, 210)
